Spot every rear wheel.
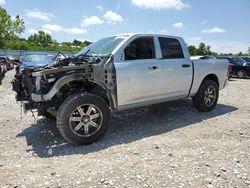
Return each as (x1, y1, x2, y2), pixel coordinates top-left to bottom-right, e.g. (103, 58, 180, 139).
(192, 79, 219, 112)
(57, 92, 110, 145)
(236, 70, 246, 79)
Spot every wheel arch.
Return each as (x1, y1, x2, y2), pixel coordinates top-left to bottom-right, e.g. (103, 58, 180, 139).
(57, 79, 114, 109)
(202, 74, 219, 87)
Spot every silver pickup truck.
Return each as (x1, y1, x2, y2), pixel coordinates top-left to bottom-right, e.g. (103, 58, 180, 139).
(12, 33, 229, 145)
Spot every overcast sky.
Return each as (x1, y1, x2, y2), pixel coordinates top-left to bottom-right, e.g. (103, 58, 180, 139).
(1, 0, 250, 53)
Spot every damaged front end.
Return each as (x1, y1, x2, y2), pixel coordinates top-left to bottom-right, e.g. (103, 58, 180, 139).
(12, 55, 117, 116)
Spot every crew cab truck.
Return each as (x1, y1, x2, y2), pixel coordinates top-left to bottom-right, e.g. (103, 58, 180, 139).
(12, 33, 229, 145)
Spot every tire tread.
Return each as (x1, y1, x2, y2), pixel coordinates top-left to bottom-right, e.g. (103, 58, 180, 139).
(57, 92, 110, 145)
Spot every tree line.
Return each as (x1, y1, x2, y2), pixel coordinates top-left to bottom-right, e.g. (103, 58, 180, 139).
(0, 7, 249, 56)
(188, 43, 249, 56)
(0, 7, 90, 52)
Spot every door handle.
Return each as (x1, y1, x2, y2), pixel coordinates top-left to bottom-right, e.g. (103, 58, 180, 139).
(148, 66, 159, 70)
(182, 64, 191, 68)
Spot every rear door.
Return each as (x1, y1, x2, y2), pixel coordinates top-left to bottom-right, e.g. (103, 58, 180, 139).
(157, 37, 193, 97)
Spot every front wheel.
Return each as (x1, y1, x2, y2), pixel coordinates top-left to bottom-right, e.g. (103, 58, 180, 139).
(57, 92, 110, 145)
(192, 79, 219, 112)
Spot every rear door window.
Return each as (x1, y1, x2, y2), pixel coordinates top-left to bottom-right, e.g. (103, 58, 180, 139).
(158, 37, 184, 59)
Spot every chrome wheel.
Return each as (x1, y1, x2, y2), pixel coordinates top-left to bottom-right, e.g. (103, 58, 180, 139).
(204, 86, 216, 107)
(69, 104, 103, 137)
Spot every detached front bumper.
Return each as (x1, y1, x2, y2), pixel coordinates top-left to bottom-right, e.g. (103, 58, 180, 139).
(12, 78, 27, 101)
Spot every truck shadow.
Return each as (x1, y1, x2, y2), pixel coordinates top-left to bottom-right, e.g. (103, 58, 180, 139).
(16, 99, 238, 158)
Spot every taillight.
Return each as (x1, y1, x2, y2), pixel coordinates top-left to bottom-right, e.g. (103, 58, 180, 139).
(227, 63, 234, 77)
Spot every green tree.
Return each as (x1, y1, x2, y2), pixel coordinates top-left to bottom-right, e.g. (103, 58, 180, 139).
(28, 31, 53, 47)
(206, 45, 212, 55)
(72, 39, 82, 47)
(188, 45, 197, 56)
(0, 8, 25, 48)
(83, 40, 92, 46)
(237, 52, 243, 56)
(188, 43, 216, 56)
(196, 43, 206, 55)
(191, 43, 212, 55)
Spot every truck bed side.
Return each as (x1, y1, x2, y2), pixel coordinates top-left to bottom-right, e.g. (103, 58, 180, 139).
(189, 59, 229, 97)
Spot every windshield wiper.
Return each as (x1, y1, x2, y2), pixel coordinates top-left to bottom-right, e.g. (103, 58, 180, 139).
(75, 49, 91, 59)
(83, 49, 91, 56)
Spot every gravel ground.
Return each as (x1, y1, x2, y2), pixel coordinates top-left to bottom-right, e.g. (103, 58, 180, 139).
(0, 70, 249, 188)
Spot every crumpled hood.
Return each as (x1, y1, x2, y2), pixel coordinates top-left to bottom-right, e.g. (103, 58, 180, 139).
(20, 61, 50, 70)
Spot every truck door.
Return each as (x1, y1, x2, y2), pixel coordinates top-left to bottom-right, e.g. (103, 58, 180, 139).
(156, 37, 193, 98)
(114, 36, 168, 107)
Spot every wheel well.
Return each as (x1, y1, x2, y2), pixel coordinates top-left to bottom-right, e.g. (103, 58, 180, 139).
(88, 82, 110, 106)
(203, 74, 219, 87)
(57, 80, 110, 106)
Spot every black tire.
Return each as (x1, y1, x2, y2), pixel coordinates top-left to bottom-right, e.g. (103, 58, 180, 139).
(236, 70, 246, 79)
(192, 79, 219, 112)
(57, 92, 110, 145)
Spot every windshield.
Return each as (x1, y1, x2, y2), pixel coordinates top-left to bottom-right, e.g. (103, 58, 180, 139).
(242, 57, 250, 63)
(216, 56, 230, 60)
(76, 35, 129, 57)
(22, 54, 55, 62)
(231, 57, 246, 64)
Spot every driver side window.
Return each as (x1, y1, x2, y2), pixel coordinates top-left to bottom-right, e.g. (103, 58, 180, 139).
(124, 37, 155, 60)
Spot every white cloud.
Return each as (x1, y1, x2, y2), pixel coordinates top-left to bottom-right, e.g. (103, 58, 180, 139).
(25, 8, 54, 21)
(81, 16, 104, 27)
(172, 22, 183, 28)
(42, 29, 52, 35)
(104, 11, 123, 24)
(27, 28, 51, 35)
(42, 24, 87, 35)
(64, 28, 87, 34)
(0, 0, 6, 5)
(96, 5, 104, 11)
(202, 27, 226, 33)
(131, 0, 188, 10)
(159, 30, 168, 33)
(187, 37, 202, 45)
(80, 11, 123, 27)
(28, 29, 38, 34)
(42, 24, 64, 32)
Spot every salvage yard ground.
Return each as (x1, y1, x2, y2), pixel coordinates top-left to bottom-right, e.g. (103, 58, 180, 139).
(0, 70, 249, 188)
